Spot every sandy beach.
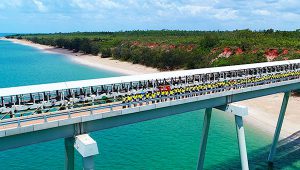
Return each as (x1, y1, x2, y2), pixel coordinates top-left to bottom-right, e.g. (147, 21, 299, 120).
(237, 93, 300, 138)
(3, 38, 300, 139)
(5, 38, 159, 75)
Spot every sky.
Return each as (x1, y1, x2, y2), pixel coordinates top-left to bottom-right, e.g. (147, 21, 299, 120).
(0, 0, 300, 33)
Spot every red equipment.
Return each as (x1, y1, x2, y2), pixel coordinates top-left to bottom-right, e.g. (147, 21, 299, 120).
(158, 85, 171, 91)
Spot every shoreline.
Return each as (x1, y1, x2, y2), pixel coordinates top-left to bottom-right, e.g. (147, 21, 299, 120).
(4, 38, 160, 75)
(3, 38, 299, 139)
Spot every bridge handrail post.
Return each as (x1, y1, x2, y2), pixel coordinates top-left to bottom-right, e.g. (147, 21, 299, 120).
(67, 109, 71, 118)
(17, 118, 21, 127)
(43, 115, 47, 122)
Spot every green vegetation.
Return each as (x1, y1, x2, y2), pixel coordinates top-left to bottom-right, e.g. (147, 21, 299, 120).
(7, 30, 300, 70)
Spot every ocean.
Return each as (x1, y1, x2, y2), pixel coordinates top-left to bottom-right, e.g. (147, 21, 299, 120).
(0, 33, 15, 38)
(0, 39, 298, 169)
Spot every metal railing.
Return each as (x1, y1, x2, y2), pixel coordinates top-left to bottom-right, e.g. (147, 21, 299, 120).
(0, 77, 298, 127)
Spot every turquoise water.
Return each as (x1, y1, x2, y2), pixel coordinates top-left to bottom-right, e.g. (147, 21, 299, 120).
(0, 33, 14, 37)
(0, 40, 120, 87)
(0, 40, 299, 169)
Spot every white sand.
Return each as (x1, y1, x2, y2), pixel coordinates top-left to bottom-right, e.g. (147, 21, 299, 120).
(4, 38, 299, 139)
(5, 38, 159, 75)
(238, 93, 300, 138)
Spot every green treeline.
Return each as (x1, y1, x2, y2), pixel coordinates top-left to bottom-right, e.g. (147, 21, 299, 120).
(7, 29, 300, 70)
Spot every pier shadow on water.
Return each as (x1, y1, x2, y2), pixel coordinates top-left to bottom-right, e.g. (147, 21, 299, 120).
(206, 130, 300, 170)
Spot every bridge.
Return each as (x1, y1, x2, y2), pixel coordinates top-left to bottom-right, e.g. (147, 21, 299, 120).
(1, 59, 300, 170)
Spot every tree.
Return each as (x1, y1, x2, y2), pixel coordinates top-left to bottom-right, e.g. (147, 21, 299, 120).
(90, 42, 100, 55)
(79, 38, 92, 54)
(101, 48, 112, 58)
(200, 35, 219, 48)
(265, 29, 274, 33)
(71, 38, 81, 52)
(12, 30, 300, 71)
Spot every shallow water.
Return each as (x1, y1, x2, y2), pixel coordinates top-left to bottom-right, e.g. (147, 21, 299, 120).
(0, 40, 299, 169)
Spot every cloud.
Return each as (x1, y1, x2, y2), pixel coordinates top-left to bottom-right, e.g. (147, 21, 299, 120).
(100, 0, 123, 9)
(178, 4, 238, 20)
(253, 10, 271, 16)
(280, 12, 300, 21)
(8, 0, 22, 7)
(0, 0, 22, 9)
(32, 0, 47, 12)
(71, 0, 124, 10)
(0, 0, 300, 32)
(71, 0, 95, 10)
(178, 5, 212, 15)
(214, 8, 238, 20)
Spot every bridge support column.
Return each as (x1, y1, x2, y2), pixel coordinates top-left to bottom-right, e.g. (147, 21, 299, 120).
(64, 137, 75, 170)
(235, 115, 249, 170)
(217, 104, 249, 170)
(197, 108, 212, 170)
(83, 156, 95, 170)
(74, 134, 99, 170)
(267, 92, 290, 164)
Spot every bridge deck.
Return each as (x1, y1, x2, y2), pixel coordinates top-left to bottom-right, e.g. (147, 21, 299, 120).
(0, 78, 299, 151)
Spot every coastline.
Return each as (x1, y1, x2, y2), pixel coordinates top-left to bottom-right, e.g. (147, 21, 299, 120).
(3, 38, 299, 139)
(4, 38, 160, 75)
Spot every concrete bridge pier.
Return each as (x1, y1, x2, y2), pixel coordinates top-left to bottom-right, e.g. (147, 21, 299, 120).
(234, 114, 249, 170)
(65, 137, 75, 170)
(224, 104, 249, 170)
(64, 134, 99, 170)
(197, 105, 249, 170)
(82, 156, 95, 170)
(74, 134, 99, 170)
(197, 108, 212, 170)
(268, 91, 290, 164)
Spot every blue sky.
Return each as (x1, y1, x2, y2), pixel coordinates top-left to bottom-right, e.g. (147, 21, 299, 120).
(0, 0, 300, 33)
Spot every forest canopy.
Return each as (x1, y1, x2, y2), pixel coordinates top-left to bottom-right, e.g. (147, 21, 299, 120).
(7, 30, 300, 70)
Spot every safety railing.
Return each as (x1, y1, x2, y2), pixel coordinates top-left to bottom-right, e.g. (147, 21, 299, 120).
(0, 76, 299, 128)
